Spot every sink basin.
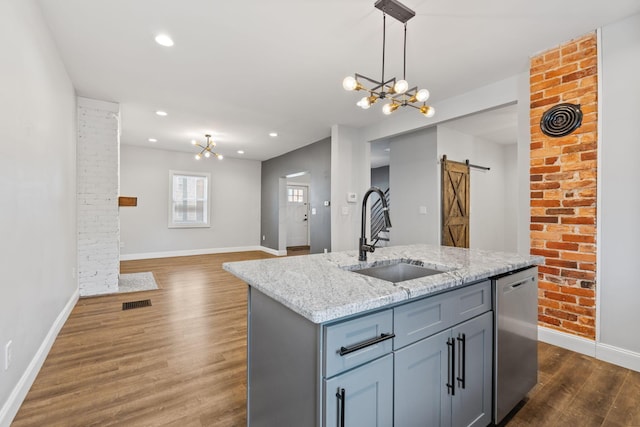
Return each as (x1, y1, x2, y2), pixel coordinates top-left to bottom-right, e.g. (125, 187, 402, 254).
(352, 261, 445, 283)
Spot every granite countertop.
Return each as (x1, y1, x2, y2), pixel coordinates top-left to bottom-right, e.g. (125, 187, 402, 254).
(223, 244, 543, 324)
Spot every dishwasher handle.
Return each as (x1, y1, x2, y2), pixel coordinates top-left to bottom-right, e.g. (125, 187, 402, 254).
(502, 277, 535, 293)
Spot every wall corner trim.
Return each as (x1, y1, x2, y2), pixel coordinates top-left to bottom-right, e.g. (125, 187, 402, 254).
(0, 289, 79, 427)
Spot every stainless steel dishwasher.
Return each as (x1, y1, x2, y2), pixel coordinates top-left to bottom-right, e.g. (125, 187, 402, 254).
(493, 267, 538, 424)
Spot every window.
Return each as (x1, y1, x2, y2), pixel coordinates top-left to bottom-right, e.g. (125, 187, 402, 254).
(169, 170, 210, 228)
(288, 187, 304, 203)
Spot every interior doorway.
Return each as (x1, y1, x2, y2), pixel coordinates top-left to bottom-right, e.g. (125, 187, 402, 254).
(286, 184, 309, 248)
(279, 171, 311, 255)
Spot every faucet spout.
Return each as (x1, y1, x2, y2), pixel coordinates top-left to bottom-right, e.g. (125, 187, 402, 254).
(359, 186, 392, 261)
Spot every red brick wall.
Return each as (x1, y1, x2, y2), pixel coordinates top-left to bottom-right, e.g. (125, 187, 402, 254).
(529, 33, 598, 339)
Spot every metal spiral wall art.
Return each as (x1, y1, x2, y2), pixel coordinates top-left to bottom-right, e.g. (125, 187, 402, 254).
(540, 103, 583, 137)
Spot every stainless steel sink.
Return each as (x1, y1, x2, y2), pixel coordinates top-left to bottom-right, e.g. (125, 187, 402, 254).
(351, 261, 445, 283)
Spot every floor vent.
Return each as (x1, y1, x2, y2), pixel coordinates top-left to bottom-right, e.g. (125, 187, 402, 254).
(122, 299, 152, 310)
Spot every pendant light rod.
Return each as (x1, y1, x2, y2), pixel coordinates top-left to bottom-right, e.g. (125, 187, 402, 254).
(403, 23, 407, 81)
(381, 14, 386, 91)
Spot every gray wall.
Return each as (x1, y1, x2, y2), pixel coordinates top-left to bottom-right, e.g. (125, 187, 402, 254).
(371, 166, 389, 191)
(120, 145, 262, 258)
(0, 0, 78, 423)
(389, 127, 439, 245)
(261, 138, 331, 254)
(600, 13, 640, 355)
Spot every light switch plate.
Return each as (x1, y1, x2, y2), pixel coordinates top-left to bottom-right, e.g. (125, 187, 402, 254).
(4, 340, 12, 370)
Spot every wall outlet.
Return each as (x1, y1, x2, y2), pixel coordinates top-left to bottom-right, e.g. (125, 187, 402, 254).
(262, 235, 266, 241)
(4, 340, 12, 370)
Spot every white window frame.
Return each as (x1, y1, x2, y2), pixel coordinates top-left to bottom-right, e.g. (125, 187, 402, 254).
(168, 170, 211, 228)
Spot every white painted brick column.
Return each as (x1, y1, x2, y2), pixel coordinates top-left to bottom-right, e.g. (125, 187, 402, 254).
(77, 97, 120, 296)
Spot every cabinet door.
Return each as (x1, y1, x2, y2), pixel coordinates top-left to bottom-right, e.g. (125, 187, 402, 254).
(451, 312, 493, 427)
(394, 329, 452, 427)
(324, 354, 393, 427)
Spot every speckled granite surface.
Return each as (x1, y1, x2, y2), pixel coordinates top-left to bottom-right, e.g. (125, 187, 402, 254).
(223, 244, 543, 324)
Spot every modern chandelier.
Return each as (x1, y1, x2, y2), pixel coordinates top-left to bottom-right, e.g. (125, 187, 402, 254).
(192, 134, 223, 160)
(342, 0, 435, 118)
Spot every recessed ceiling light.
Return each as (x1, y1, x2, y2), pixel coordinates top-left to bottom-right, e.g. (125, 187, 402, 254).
(156, 110, 167, 116)
(269, 132, 278, 137)
(384, 148, 390, 152)
(155, 34, 174, 47)
(148, 138, 157, 142)
(237, 150, 245, 154)
(285, 171, 306, 178)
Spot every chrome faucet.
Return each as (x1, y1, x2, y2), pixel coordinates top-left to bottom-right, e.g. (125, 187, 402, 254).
(359, 186, 392, 261)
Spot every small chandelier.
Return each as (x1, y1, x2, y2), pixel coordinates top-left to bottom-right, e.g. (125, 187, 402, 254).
(191, 134, 223, 160)
(343, 0, 435, 118)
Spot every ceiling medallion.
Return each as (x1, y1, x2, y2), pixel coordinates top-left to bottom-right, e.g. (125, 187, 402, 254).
(540, 103, 583, 137)
(342, 0, 434, 118)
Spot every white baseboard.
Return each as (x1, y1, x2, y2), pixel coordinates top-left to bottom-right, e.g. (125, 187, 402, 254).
(596, 343, 640, 372)
(119, 245, 286, 261)
(538, 326, 596, 357)
(0, 289, 79, 427)
(259, 246, 287, 257)
(538, 326, 640, 372)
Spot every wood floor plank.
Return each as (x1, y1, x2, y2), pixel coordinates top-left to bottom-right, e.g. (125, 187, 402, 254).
(11, 251, 639, 426)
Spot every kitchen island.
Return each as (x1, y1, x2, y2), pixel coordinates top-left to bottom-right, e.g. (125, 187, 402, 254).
(224, 244, 543, 427)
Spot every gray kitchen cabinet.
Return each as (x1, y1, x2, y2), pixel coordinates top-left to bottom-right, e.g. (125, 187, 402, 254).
(395, 311, 492, 427)
(247, 281, 493, 426)
(324, 354, 393, 427)
(451, 312, 493, 427)
(395, 329, 452, 427)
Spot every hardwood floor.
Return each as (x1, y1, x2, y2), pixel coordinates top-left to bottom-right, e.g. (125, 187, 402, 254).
(12, 251, 640, 426)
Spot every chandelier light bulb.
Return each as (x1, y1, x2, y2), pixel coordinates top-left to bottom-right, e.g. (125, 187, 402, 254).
(191, 140, 197, 145)
(217, 154, 224, 160)
(416, 89, 430, 102)
(195, 154, 201, 160)
(420, 105, 436, 117)
(394, 80, 409, 94)
(204, 151, 211, 158)
(342, 76, 361, 91)
(382, 103, 399, 115)
(357, 96, 371, 109)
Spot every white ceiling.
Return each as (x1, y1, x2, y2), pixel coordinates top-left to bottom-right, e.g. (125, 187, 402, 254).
(37, 0, 640, 161)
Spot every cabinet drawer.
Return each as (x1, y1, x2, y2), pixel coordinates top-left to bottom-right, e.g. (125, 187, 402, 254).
(394, 280, 491, 349)
(324, 309, 393, 377)
(451, 280, 492, 324)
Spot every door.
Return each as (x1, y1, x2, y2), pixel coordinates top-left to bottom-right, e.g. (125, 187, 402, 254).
(451, 312, 493, 427)
(441, 156, 470, 248)
(286, 185, 309, 247)
(324, 354, 393, 427)
(394, 329, 452, 427)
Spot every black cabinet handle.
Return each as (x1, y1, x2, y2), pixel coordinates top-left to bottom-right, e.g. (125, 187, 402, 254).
(338, 333, 395, 356)
(446, 337, 455, 396)
(457, 333, 466, 389)
(336, 387, 345, 427)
